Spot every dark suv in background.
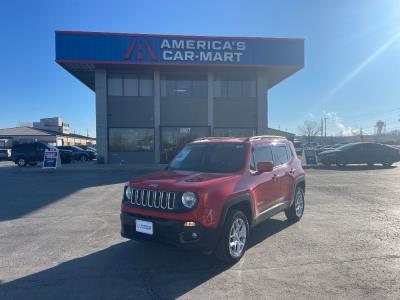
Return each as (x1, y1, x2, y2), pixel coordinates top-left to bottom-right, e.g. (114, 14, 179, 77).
(11, 142, 72, 167)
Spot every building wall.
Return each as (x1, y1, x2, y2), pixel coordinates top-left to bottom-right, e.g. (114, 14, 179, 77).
(99, 69, 269, 164)
(161, 97, 208, 126)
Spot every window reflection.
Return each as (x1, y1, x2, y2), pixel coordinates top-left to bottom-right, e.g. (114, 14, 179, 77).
(109, 128, 154, 152)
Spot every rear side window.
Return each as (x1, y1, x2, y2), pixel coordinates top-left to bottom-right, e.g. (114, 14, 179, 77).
(251, 145, 273, 170)
(272, 145, 289, 166)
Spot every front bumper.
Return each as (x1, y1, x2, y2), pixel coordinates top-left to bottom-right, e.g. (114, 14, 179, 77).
(120, 211, 221, 252)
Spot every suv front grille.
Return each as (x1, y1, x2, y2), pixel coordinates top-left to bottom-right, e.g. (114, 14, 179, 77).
(130, 189, 178, 211)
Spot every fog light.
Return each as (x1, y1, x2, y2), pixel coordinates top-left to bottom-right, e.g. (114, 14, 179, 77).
(184, 221, 196, 227)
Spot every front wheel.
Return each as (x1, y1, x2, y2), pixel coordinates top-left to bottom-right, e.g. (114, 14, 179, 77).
(285, 186, 305, 221)
(215, 210, 249, 264)
(17, 157, 27, 167)
(80, 155, 88, 162)
(382, 161, 392, 167)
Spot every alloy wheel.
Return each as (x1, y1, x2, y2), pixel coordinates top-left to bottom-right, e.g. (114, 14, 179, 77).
(228, 217, 247, 258)
(295, 189, 305, 217)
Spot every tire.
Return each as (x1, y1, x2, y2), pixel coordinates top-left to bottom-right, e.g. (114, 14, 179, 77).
(285, 186, 305, 222)
(17, 157, 27, 167)
(215, 210, 249, 264)
(80, 155, 88, 162)
(322, 161, 331, 166)
(337, 161, 346, 167)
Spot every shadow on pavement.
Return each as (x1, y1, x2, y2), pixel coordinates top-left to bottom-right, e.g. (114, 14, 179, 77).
(0, 218, 292, 299)
(0, 168, 152, 222)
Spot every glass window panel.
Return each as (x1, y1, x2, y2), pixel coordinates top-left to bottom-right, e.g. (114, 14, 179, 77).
(242, 80, 256, 97)
(272, 145, 289, 166)
(123, 74, 138, 96)
(160, 127, 210, 163)
(161, 78, 167, 97)
(192, 80, 208, 97)
(213, 128, 255, 137)
(228, 80, 242, 97)
(176, 80, 192, 96)
(108, 128, 154, 152)
(107, 75, 123, 96)
(139, 75, 153, 96)
(252, 145, 273, 170)
(166, 79, 176, 97)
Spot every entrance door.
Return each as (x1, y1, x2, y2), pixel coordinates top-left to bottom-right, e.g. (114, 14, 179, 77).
(160, 127, 210, 163)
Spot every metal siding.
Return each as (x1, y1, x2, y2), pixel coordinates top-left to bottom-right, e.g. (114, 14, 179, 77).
(160, 97, 208, 126)
(107, 96, 154, 127)
(214, 98, 257, 127)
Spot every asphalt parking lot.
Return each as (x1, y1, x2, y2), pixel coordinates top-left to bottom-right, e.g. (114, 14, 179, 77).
(0, 161, 399, 299)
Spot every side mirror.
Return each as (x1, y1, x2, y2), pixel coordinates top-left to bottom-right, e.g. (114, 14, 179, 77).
(257, 161, 274, 173)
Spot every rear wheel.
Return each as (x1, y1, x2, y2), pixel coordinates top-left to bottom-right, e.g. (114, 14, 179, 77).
(17, 157, 27, 167)
(285, 186, 305, 221)
(215, 210, 249, 264)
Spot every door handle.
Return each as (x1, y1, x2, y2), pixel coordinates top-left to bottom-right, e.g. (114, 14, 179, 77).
(289, 168, 296, 175)
(272, 174, 278, 181)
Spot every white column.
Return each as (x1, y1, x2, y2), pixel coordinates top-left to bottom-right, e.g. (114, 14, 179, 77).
(207, 72, 214, 135)
(257, 72, 269, 134)
(154, 70, 161, 163)
(95, 69, 108, 163)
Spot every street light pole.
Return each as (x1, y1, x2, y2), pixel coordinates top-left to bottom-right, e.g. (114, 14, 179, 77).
(324, 117, 328, 144)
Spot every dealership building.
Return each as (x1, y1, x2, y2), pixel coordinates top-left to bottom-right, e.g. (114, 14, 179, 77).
(55, 31, 304, 163)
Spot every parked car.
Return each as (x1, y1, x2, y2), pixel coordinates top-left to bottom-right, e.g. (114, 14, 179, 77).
(77, 145, 97, 159)
(0, 149, 11, 160)
(120, 136, 305, 263)
(318, 142, 400, 167)
(293, 140, 303, 156)
(57, 146, 94, 161)
(11, 142, 72, 167)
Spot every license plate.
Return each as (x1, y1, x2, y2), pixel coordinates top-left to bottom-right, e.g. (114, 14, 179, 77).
(136, 219, 153, 235)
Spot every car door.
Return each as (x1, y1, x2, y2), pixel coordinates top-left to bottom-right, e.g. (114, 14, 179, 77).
(343, 144, 364, 164)
(271, 144, 291, 204)
(34, 143, 46, 162)
(251, 144, 280, 213)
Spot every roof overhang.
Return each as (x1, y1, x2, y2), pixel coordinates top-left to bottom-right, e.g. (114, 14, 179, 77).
(55, 31, 304, 90)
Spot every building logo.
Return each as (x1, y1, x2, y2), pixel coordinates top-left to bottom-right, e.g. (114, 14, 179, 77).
(124, 37, 247, 63)
(124, 38, 158, 61)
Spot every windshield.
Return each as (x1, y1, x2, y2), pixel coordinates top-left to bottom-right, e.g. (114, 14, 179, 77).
(337, 144, 356, 150)
(168, 143, 247, 173)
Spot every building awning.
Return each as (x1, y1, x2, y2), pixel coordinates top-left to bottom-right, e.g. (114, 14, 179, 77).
(55, 31, 304, 90)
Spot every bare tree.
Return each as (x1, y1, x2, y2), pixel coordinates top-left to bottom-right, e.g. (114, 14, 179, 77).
(298, 120, 321, 143)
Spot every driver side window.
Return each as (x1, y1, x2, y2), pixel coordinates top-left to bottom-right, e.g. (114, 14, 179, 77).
(251, 145, 273, 171)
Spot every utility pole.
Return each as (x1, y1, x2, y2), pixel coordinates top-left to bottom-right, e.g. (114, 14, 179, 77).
(321, 119, 324, 143)
(324, 117, 328, 144)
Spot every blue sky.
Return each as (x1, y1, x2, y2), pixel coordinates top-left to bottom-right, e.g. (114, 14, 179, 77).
(1, 0, 400, 137)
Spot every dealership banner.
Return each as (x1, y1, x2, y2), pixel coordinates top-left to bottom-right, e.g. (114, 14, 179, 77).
(56, 31, 304, 67)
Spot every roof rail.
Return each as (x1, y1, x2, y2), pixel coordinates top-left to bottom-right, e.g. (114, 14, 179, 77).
(193, 136, 248, 141)
(248, 135, 287, 141)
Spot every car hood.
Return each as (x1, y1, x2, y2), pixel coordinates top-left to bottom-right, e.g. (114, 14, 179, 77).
(129, 170, 239, 190)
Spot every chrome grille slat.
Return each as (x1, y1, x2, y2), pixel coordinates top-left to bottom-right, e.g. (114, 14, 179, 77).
(131, 189, 177, 211)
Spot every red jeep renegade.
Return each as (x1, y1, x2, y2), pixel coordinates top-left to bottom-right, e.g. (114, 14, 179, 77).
(121, 136, 305, 263)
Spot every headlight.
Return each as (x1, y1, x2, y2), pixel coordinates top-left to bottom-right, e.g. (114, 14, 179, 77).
(181, 192, 197, 208)
(125, 186, 133, 200)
